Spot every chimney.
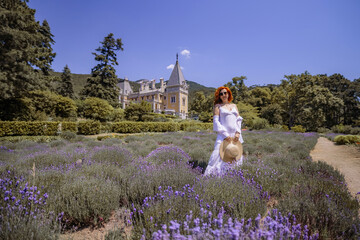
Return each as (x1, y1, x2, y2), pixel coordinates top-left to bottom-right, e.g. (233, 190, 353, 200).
(160, 78, 164, 91)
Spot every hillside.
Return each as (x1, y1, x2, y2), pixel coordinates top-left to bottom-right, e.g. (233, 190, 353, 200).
(51, 72, 215, 102)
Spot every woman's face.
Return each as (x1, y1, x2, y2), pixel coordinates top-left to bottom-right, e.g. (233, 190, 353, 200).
(219, 89, 229, 103)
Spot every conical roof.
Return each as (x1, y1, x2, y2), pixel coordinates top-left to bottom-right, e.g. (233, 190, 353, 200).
(168, 56, 186, 86)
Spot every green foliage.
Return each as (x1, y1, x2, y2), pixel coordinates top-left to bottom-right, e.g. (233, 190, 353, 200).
(199, 111, 212, 122)
(248, 117, 269, 130)
(61, 122, 77, 132)
(83, 97, 114, 122)
(56, 65, 75, 99)
(113, 121, 180, 133)
(260, 103, 284, 125)
(0, 121, 59, 136)
(334, 135, 360, 145)
(236, 102, 259, 128)
(60, 131, 77, 141)
(112, 108, 125, 122)
(124, 101, 152, 121)
(224, 76, 249, 103)
(189, 91, 213, 118)
(291, 125, 306, 133)
(81, 33, 123, 107)
(77, 120, 101, 135)
(248, 87, 272, 109)
(55, 174, 120, 227)
(23, 90, 77, 121)
(331, 124, 357, 134)
(0, 1, 56, 100)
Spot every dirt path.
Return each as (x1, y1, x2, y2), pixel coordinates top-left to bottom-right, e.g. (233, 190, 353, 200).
(310, 137, 360, 198)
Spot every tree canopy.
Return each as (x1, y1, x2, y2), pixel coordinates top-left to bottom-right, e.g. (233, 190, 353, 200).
(81, 33, 123, 107)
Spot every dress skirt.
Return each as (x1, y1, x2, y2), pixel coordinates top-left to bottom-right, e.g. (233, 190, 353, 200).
(204, 133, 243, 176)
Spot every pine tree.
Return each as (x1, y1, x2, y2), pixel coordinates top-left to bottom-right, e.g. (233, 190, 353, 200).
(0, 0, 56, 100)
(81, 33, 123, 107)
(37, 19, 56, 75)
(57, 65, 74, 99)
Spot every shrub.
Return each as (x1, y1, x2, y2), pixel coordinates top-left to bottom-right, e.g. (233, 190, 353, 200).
(77, 120, 101, 135)
(250, 118, 269, 130)
(83, 97, 114, 122)
(54, 174, 120, 228)
(334, 135, 360, 145)
(24, 90, 77, 120)
(111, 108, 125, 122)
(331, 124, 353, 134)
(124, 101, 152, 121)
(0, 121, 59, 136)
(291, 125, 306, 133)
(144, 146, 191, 164)
(317, 127, 330, 133)
(60, 131, 77, 141)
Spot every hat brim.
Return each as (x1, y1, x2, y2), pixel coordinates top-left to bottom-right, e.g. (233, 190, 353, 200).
(219, 138, 243, 163)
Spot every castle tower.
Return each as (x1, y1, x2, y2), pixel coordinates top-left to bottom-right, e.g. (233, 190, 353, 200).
(165, 54, 189, 119)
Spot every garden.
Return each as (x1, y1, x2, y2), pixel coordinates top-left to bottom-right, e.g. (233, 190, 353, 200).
(1, 129, 359, 239)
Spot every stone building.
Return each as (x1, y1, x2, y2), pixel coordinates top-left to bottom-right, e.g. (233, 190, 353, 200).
(117, 55, 189, 119)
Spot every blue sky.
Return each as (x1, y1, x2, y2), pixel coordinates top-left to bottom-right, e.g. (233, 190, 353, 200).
(29, 0, 360, 88)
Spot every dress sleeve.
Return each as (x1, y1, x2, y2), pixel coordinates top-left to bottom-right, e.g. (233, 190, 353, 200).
(234, 105, 244, 143)
(213, 115, 230, 139)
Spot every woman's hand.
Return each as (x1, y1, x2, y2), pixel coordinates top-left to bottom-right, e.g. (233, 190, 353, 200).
(234, 132, 240, 142)
(224, 136, 231, 142)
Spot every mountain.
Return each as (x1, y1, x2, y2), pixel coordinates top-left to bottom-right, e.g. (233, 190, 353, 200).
(50, 72, 215, 102)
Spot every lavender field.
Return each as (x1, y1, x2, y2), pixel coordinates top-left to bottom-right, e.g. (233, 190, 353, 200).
(0, 131, 359, 239)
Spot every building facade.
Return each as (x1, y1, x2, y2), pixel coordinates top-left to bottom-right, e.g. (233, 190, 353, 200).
(117, 56, 189, 119)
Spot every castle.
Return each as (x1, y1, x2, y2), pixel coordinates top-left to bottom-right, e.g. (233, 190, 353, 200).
(117, 55, 189, 119)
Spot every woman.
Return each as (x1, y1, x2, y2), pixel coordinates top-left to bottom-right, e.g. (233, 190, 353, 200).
(204, 86, 244, 176)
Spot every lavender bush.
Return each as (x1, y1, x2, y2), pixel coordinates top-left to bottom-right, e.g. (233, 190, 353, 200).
(0, 130, 359, 239)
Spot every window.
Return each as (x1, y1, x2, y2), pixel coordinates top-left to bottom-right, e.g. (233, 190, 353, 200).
(171, 96, 176, 103)
(182, 97, 186, 106)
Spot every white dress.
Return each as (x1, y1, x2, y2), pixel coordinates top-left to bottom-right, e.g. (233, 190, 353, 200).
(204, 105, 244, 176)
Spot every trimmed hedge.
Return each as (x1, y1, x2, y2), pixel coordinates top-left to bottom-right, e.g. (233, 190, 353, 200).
(0, 121, 214, 136)
(77, 120, 101, 135)
(112, 122, 180, 133)
(0, 121, 59, 136)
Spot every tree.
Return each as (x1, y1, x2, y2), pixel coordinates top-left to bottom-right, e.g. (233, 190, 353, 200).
(260, 104, 284, 125)
(224, 76, 249, 103)
(0, 1, 56, 100)
(81, 33, 123, 107)
(19, 90, 77, 121)
(37, 19, 56, 75)
(83, 97, 114, 122)
(321, 74, 360, 125)
(124, 101, 152, 121)
(57, 65, 74, 99)
(247, 87, 272, 110)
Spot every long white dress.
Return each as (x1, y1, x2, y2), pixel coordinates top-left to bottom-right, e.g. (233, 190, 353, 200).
(204, 105, 244, 176)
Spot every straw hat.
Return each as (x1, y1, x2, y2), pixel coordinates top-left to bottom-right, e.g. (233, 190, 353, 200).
(219, 138, 243, 163)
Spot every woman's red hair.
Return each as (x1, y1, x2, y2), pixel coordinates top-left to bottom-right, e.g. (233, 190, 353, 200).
(214, 86, 233, 105)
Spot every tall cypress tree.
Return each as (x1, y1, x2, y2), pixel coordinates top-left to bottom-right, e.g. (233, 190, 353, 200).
(0, 0, 56, 100)
(81, 33, 123, 107)
(57, 65, 74, 99)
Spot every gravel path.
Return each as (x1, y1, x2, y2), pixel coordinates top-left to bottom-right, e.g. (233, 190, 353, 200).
(310, 137, 360, 198)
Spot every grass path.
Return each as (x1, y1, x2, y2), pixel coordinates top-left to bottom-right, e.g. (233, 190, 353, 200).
(310, 137, 360, 198)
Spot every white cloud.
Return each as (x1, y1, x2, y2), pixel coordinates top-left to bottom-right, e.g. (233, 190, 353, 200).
(181, 49, 191, 58)
(166, 64, 174, 70)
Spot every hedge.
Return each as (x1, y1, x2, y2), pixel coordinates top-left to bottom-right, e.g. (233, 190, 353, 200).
(0, 121, 214, 137)
(0, 121, 59, 136)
